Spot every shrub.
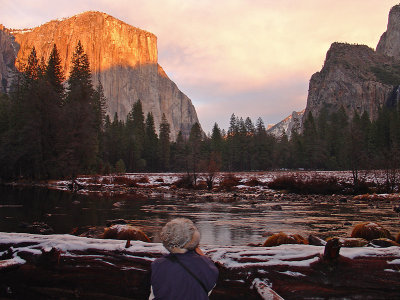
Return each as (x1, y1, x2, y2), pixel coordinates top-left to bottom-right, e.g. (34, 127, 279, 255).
(351, 222, 393, 241)
(101, 177, 112, 184)
(268, 175, 343, 195)
(246, 177, 264, 187)
(195, 180, 208, 190)
(85, 176, 102, 184)
(219, 174, 241, 191)
(115, 159, 126, 174)
(173, 174, 194, 189)
(262, 232, 308, 247)
(268, 175, 298, 191)
(136, 176, 150, 184)
(113, 176, 138, 187)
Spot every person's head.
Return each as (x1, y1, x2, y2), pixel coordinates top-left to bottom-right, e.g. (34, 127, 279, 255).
(160, 218, 200, 253)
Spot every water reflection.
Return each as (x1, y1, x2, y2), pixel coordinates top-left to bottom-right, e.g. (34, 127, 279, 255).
(0, 185, 398, 246)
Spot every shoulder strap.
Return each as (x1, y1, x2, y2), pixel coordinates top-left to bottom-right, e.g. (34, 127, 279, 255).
(168, 254, 209, 295)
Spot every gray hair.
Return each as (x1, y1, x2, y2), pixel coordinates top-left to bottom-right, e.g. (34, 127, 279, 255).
(160, 218, 200, 251)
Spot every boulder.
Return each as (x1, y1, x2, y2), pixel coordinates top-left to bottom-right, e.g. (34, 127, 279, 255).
(368, 238, 400, 248)
(102, 224, 150, 242)
(262, 232, 308, 247)
(351, 222, 393, 241)
(327, 237, 368, 248)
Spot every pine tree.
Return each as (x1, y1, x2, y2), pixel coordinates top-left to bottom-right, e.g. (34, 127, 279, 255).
(144, 112, 158, 171)
(211, 123, 223, 153)
(62, 41, 98, 177)
(46, 44, 65, 103)
(188, 122, 202, 184)
(159, 113, 171, 170)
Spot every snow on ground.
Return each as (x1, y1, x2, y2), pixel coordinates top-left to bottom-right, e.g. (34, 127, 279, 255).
(2, 232, 399, 271)
(45, 170, 399, 194)
(0, 232, 166, 262)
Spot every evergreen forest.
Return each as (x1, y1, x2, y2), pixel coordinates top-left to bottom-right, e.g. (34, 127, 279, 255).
(1, 43, 400, 181)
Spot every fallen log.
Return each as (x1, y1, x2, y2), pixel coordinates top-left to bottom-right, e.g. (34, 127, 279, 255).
(0, 232, 400, 299)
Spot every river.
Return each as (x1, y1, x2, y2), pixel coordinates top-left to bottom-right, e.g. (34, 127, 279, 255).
(0, 184, 398, 246)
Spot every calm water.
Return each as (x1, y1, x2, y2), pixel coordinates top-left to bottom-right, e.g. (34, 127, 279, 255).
(0, 185, 398, 246)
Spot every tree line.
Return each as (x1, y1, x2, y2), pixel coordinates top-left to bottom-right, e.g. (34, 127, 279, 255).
(1, 42, 400, 181)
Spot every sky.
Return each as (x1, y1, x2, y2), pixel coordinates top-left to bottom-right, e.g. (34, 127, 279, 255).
(0, 0, 398, 133)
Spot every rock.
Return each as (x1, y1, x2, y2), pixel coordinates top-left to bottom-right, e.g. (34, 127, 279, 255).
(270, 204, 283, 211)
(308, 235, 327, 246)
(351, 222, 393, 241)
(301, 5, 400, 130)
(323, 237, 341, 260)
(344, 221, 352, 226)
(377, 5, 400, 58)
(102, 224, 150, 242)
(303, 42, 393, 125)
(0, 26, 18, 93)
(19, 222, 54, 235)
(328, 237, 368, 248)
(267, 110, 304, 139)
(2, 12, 200, 139)
(263, 232, 308, 247)
(368, 238, 400, 248)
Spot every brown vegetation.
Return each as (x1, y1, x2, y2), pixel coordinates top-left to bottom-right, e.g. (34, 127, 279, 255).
(102, 225, 150, 242)
(268, 175, 345, 194)
(173, 174, 195, 189)
(245, 177, 264, 187)
(219, 174, 241, 191)
(136, 176, 150, 184)
(351, 222, 393, 241)
(262, 232, 308, 247)
(112, 176, 139, 187)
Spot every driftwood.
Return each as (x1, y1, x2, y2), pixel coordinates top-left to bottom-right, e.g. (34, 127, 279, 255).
(1, 233, 400, 299)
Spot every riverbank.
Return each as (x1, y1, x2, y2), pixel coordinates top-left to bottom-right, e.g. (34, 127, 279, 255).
(1, 232, 400, 299)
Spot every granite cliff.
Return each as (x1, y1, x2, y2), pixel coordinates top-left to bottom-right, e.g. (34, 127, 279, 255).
(0, 25, 18, 93)
(0, 11, 199, 139)
(302, 4, 400, 126)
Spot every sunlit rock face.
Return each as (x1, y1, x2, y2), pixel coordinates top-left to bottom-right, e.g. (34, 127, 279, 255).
(2, 11, 200, 139)
(303, 5, 400, 126)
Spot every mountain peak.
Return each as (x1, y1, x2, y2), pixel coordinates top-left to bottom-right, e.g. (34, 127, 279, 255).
(0, 11, 199, 139)
(376, 4, 400, 58)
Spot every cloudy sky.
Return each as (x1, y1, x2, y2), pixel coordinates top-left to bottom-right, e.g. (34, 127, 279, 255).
(0, 0, 398, 133)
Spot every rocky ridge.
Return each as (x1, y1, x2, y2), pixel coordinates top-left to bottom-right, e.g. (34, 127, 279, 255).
(0, 25, 18, 93)
(302, 4, 400, 126)
(267, 110, 304, 139)
(0, 11, 200, 139)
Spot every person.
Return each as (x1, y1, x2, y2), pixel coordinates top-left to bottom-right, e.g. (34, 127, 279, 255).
(149, 218, 219, 300)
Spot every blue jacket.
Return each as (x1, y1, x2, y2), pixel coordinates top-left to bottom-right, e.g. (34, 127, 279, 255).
(150, 250, 219, 300)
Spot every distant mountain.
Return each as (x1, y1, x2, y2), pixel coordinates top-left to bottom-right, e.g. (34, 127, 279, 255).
(0, 11, 200, 139)
(303, 5, 400, 125)
(267, 110, 304, 139)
